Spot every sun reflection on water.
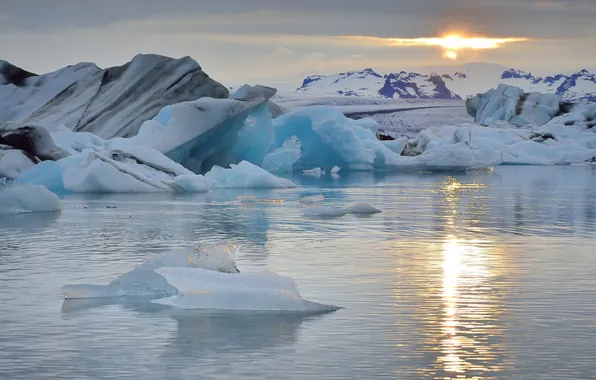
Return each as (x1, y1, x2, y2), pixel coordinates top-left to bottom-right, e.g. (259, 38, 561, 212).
(425, 177, 510, 378)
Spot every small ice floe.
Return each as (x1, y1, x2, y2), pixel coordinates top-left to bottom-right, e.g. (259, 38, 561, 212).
(330, 166, 341, 179)
(300, 206, 347, 219)
(343, 203, 382, 215)
(298, 194, 325, 204)
(62, 243, 240, 299)
(62, 242, 337, 313)
(300, 203, 382, 219)
(302, 168, 325, 178)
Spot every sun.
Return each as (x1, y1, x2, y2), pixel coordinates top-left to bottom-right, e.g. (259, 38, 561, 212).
(443, 50, 458, 60)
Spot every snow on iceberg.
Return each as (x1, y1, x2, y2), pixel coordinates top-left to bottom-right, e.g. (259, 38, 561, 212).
(153, 267, 337, 312)
(205, 160, 296, 189)
(0, 183, 61, 215)
(62, 243, 240, 299)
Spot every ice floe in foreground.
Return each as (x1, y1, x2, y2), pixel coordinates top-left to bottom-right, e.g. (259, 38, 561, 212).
(62, 243, 337, 312)
(0, 183, 61, 215)
(62, 244, 240, 299)
(153, 267, 336, 311)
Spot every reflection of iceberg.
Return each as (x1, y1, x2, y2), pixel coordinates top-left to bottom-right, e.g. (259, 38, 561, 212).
(154, 267, 338, 312)
(163, 311, 328, 357)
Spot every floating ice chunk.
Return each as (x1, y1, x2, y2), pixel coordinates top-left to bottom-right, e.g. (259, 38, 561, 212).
(0, 149, 35, 180)
(205, 160, 296, 189)
(303, 168, 325, 177)
(301, 206, 347, 218)
(62, 244, 240, 299)
(344, 203, 382, 215)
(331, 166, 341, 175)
(0, 183, 61, 215)
(153, 267, 337, 311)
(382, 137, 408, 155)
(261, 137, 301, 174)
(298, 194, 325, 204)
(237, 196, 257, 204)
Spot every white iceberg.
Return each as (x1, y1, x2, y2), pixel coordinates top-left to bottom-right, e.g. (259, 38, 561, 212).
(62, 243, 240, 299)
(153, 267, 336, 312)
(0, 183, 61, 215)
(205, 160, 296, 189)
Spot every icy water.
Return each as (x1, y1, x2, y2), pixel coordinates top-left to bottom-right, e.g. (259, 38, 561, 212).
(1, 166, 596, 380)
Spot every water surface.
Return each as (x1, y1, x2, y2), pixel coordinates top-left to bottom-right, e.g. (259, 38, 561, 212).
(1, 166, 596, 379)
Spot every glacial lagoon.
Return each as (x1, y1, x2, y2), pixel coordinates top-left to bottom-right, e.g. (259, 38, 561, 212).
(1, 165, 596, 379)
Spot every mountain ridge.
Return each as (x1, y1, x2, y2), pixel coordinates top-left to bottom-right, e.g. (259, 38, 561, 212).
(296, 63, 596, 102)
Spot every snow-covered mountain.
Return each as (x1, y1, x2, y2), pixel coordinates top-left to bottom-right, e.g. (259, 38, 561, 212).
(297, 63, 596, 102)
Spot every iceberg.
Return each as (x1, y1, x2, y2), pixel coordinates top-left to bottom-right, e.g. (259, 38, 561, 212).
(137, 85, 277, 174)
(467, 84, 561, 127)
(0, 149, 35, 180)
(0, 183, 61, 215)
(261, 137, 301, 174)
(62, 244, 240, 299)
(0, 55, 229, 138)
(205, 160, 296, 189)
(153, 267, 337, 312)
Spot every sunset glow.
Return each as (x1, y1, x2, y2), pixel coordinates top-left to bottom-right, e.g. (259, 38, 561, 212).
(341, 34, 531, 60)
(388, 35, 531, 50)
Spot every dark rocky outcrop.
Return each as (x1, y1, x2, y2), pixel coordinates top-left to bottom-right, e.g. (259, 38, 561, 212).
(0, 123, 70, 161)
(0, 61, 37, 86)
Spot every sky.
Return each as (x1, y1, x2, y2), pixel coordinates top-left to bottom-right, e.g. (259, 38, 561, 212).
(1, 0, 595, 89)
